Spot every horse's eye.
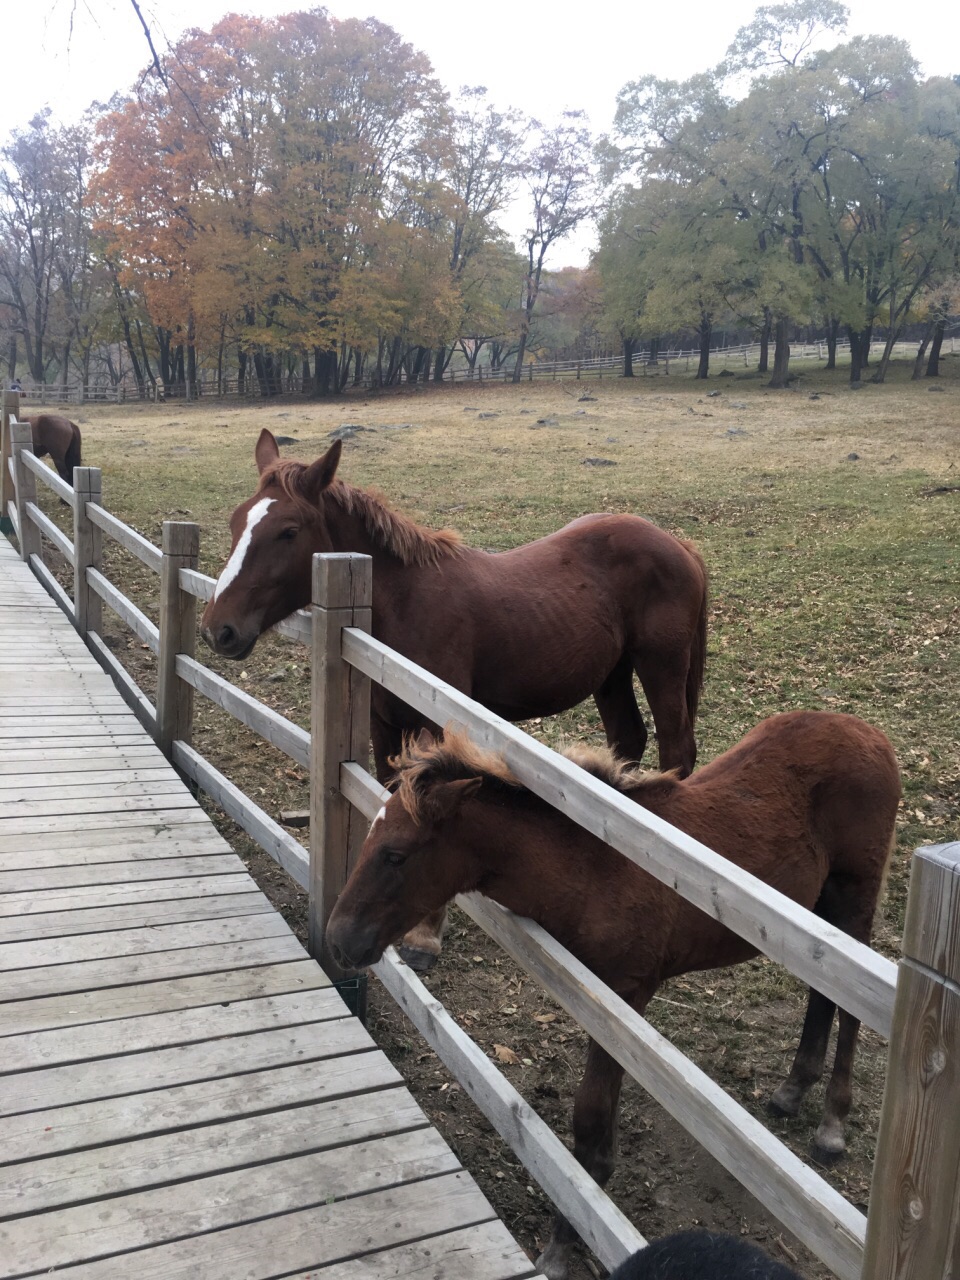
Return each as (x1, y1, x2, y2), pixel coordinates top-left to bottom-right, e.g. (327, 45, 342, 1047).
(383, 850, 407, 867)
(278, 527, 298, 541)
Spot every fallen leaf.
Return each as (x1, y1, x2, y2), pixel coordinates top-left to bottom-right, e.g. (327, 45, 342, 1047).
(493, 1043, 520, 1065)
(534, 1013, 556, 1024)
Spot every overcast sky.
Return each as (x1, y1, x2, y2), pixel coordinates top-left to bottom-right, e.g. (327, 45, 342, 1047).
(3, 0, 958, 265)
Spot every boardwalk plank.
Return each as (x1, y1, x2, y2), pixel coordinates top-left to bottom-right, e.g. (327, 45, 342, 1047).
(0, 1128, 456, 1277)
(43, 1173, 502, 1280)
(0, 891, 272, 943)
(0, 1084, 421, 1217)
(0, 911, 292, 970)
(0, 956, 323, 1036)
(0, 853, 245, 893)
(1, 933, 306, 1004)
(0, 872, 256, 916)
(0, 831, 232, 872)
(0, 1003, 360, 1116)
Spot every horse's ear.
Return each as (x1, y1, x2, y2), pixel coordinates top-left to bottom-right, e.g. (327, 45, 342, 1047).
(424, 776, 481, 822)
(301, 439, 342, 502)
(414, 728, 436, 751)
(255, 429, 280, 474)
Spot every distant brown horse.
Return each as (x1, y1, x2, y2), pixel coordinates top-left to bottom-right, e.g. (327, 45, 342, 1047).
(200, 429, 708, 967)
(327, 712, 900, 1279)
(24, 414, 82, 485)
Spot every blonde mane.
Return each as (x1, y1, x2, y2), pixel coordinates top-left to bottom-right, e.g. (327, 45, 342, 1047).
(258, 459, 463, 567)
(393, 727, 670, 825)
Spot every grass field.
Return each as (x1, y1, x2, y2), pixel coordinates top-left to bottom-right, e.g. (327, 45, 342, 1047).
(28, 354, 960, 1277)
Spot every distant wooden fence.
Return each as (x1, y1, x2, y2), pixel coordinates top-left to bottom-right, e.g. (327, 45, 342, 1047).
(11, 336, 955, 402)
(2, 386, 958, 1280)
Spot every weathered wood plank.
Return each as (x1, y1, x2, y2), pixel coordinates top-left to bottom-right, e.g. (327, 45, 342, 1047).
(86, 629, 159, 736)
(175, 653, 310, 768)
(0, 1047, 391, 1164)
(0, 873, 266, 917)
(174, 741, 309, 890)
(1, 1083, 421, 1217)
(86, 567, 159, 651)
(15, 1169, 492, 1280)
(85, 502, 162, 572)
(0, 911, 290, 970)
(0, 853, 242, 892)
(1, 934, 306, 1006)
(861, 843, 960, 1280)
(0, 957, 328, 1039)
(298, 1223, 539, 1280)
(0, 1001, 360, 1117)
(0, 808, 213, 853)
(0, 767, 177, 791)
(0, 1128, 456, 1276)
(19, 448, 75, 506)
(156, 521, 199, 756)
(0, 791, 200, 821)
(0, 778, 185, 803)
(0, 891, 270, 944)
(0, 829, 231, 871)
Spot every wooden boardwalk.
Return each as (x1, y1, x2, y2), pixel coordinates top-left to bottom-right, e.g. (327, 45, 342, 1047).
(0, 537, 539, 1279)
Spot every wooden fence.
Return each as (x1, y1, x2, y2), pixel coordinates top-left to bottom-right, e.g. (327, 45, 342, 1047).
(2, 386, 958, 1280)
(11, 336, 954, 402)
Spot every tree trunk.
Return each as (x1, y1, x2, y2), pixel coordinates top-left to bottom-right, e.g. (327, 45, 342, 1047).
(647, 336, 659, 366)
(421, 349, 432, 384)
(767, 318, 791, 388)
(6, 336, 16, 382)
(353, 349, 364, 387)
(926, 318, 945, 377)
(861, 325, 872, 366)
(173, 344, 185, 398)
(872, 327, 902, 384)
(758, 310, 771, 373)
(622, 335, 634, 377)
(157, 328, 173, 395)
(186, 315, 197, 400)
(696, 315, 711, 379)
(432, 346, 447, 382)
(238, 349, 247, 396)
(825, 318, 839, 370)
(848, 327, 866, 385)
(301, 357, 312, 395)
(314, 347, 336, 396)
(912, 323, 935, 380)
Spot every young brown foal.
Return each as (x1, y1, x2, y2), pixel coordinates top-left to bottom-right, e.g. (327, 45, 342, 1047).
(326, 712, 900, 1280)
(201, 429, 708, 969)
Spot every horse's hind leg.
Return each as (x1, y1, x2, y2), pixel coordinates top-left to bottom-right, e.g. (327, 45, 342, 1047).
(633, 647, 696, 777)
(538, 1038, 626, 1280)
(770, 872, 877, 1162)
(593, 656, 648, 765)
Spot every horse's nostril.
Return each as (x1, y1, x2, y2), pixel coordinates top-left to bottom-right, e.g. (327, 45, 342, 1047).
(217, 624, 236, 649)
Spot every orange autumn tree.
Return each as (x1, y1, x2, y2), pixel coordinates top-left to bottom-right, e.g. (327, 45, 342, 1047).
(93, 10, 465, 394)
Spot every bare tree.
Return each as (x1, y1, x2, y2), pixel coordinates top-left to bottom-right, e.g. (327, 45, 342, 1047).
(512, 114, 595, 382)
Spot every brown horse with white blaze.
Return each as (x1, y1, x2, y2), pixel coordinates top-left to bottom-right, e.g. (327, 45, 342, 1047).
(326, 711, 900, 1279)
(23, 414, 82, 485)
(201, 428, 708, 967)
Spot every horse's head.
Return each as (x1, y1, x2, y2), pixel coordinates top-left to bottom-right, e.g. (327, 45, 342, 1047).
(326, 730, 484, 970)
(200, 429, 342, 658)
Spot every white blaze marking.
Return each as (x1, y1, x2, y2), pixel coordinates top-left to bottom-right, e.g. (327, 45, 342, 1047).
(371, 806, 387, 829)
(213, 498, 275, 600)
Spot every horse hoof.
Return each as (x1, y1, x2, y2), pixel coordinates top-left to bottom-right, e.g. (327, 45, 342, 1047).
(767, 1086, 801, 1119)
(535, 1244, 569, 1280)
(811, 1139, 845, 1168)
(397, 945, 439, 973)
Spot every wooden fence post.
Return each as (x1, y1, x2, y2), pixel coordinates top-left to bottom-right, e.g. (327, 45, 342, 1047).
(1, 389, 19, 533)
(156, 520, 200, 757)
(309, 552, 372, 981)
(72, 466, 102, 638)
(10, 421, 40, 563)
(861, 842, 960, 1280)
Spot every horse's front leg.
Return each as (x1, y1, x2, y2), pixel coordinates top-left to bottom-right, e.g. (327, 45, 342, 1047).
(371, 707, 449, 973)
(538, 1038, 626, 1280)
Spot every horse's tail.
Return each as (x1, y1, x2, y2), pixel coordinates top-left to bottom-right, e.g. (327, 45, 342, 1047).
(681, 539, 708, 726)
(65, 424, 82, 479)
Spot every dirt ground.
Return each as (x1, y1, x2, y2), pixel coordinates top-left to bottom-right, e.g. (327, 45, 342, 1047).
(24, 354, 959, 1277)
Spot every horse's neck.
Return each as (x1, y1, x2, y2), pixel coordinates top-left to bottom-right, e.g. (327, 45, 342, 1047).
(465, 800, 599, 931)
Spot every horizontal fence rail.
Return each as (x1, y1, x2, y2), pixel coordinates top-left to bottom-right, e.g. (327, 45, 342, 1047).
(179, 567, 312, 646)
(340, 627, 898, 1038)
(86, 503, 163, 572)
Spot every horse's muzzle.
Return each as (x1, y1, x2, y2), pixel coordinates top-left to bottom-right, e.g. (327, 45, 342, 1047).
(326, 915, 385, 972)
(200, 622, 257, 660)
